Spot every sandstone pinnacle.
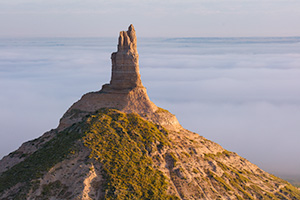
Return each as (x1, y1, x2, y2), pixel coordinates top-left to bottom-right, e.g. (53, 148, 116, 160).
(107, 24, 142, 90)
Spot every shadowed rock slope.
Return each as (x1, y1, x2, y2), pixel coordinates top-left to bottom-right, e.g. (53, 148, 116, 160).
(1, 25, 300, 200)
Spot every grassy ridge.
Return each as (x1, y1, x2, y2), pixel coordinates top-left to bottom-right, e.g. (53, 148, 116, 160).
(2, 108, 299, 199)
(0, 109, 179, 199)
(83, 109, 178, 199)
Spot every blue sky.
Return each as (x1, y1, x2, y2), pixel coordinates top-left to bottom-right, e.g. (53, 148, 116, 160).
(1, 0, 300, 37)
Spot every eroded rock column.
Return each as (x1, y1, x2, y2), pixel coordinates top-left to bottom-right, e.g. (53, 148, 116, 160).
(110, 24, 143, 90)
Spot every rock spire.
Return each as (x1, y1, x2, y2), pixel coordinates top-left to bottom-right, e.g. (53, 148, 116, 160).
(57, 24, 181, 131)
(107, 24, 143, 90)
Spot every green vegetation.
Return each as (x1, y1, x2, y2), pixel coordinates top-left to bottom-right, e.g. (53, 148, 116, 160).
(222, 171, 254, 200)
(220, 169, 299, 200)
(181, 151, 191, 158)
(248, 184, 270, 200)
(235, 194, 244, 200)
(0, 122, 84, 199)
(270, 174, 289, 184)
(264, 192, 278, 200)
(82, 108, 178, 199)
(204, 150, 234, 160)
(216, 161, 230, 171)
(212, 175, 233, 192)
(192, 168, 199, 174)
(155, 107, 170, 113)
(222, 150, 233, 157)
(279, 184, 300, 199)
(204, 153, 216, 159)
(231, 169, 250, 184)
(207, 170, 233, 192)
(0, 108, 179, 199)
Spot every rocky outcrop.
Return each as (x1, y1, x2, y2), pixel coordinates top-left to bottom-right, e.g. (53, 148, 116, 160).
(58, 24, 181, 131)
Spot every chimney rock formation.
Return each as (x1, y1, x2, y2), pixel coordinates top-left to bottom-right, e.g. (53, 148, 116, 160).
(58, 24, 181, 131)
(106, 24, 143, 90)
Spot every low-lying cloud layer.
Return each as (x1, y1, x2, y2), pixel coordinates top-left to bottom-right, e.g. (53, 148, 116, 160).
(0, 37, 299, 177)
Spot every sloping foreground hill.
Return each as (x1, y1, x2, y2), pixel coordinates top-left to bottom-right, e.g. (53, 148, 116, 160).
(1, 108, 299, 199)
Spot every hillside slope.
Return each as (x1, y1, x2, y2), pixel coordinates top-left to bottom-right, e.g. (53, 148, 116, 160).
(1, 109, 299, 199)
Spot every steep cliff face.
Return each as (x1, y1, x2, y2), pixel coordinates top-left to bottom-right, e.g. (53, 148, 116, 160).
(1, 25, 300, 200)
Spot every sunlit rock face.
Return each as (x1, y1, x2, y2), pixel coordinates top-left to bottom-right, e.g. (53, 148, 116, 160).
(106, 24, 143, 90)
